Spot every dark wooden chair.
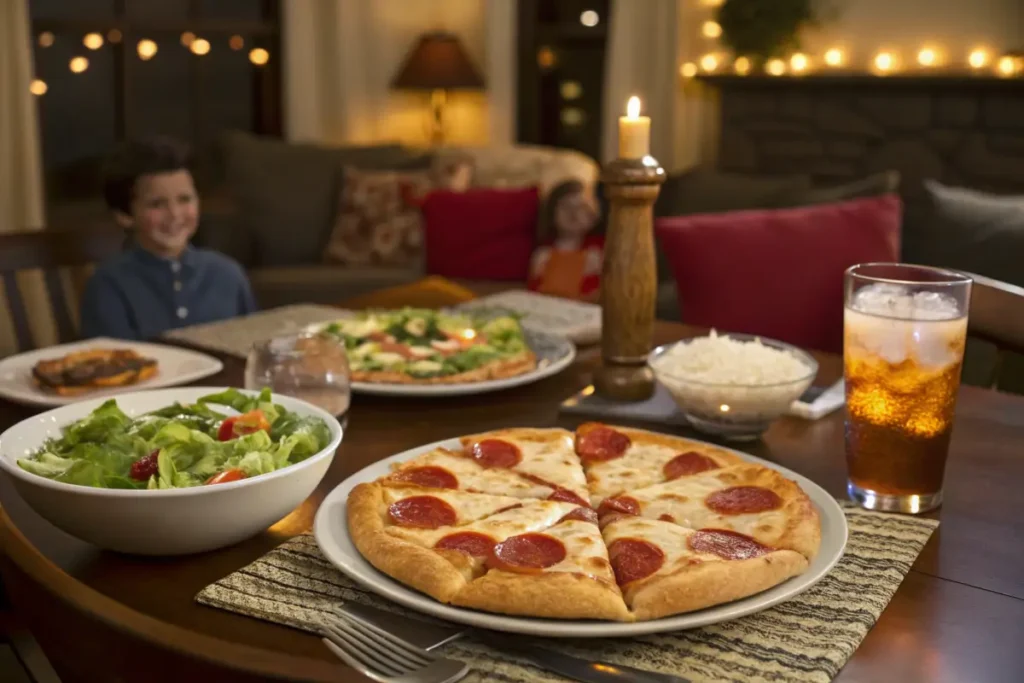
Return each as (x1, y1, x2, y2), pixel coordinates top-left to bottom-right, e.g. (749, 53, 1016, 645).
(965, 272, 1024, 389)
(0, 228, 125, 352)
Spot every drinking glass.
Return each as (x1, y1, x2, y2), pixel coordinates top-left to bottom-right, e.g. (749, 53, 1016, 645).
(245, 332, 351, 420)
(844, 263, 972, 514)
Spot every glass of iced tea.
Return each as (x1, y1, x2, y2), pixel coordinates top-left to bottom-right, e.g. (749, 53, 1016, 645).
(844, 263, 972, 514)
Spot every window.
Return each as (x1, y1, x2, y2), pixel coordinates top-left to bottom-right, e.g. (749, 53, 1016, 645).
(516, 0, 610, 162)
(30, 0, 281, 207)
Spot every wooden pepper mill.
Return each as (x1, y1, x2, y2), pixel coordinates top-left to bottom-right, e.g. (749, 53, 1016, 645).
(593, 154, 666, 401)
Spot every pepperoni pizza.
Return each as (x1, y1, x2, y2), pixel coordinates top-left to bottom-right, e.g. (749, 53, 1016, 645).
(347, 423, 821, 621)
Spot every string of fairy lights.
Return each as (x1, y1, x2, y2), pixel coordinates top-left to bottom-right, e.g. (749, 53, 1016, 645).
(29, 30, 272, 96)
(681, 0, 1024, 79)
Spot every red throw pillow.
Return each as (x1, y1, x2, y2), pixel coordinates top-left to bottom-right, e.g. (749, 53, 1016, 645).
(421, 187, 540, 281)
(655, 194, 902, 353)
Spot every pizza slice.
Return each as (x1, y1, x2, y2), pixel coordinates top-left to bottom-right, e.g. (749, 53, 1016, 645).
(603, 516, 808, 620)
(574, 423, 746, 506)
(596, 463, 821, 560)
(459, 428, 590, 505)
(348, 482, 628, 620)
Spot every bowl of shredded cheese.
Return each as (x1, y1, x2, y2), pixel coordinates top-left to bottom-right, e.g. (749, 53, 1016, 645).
(648, 331, 818, 441)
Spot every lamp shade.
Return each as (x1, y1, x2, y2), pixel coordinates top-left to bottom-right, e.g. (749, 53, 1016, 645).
(391, 31, 485, 90)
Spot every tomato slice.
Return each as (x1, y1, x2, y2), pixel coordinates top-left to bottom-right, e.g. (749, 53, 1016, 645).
(205, 468, 247, 485)
(216, 409, 270, 441)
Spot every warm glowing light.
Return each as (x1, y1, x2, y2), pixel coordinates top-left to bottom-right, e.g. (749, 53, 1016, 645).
(38, 32, 55, 48)
(580, 10, 600, 27)
(824, 48, 844, 67)
(734, 56, 751, 75)
(700, 53, 719, 72)
(180, 31, 196, 47)
(537, 46, 556, 69)
(790, 53, 809, 73)
(626, 96, 641, 119)
(720, 404, 731, 413)
(107, 28, 122, 43)
(702, 21, 722, 39)
(766, 58, 786, 76)
(461, 329, 477, 341)
(701, 0, 724, 6)
(560, 80, 583, 100)
(917, 47, 938, 67)
(229, 35, 244, 50)
(83, 33, 104, 50)
(249, 47, 270, 66)
(190, 38, 210, 55)
(997, 55, 1020, 76)
(968, 48, 989, 69)
(874, 51, 896, 73)
(680, 62, 698, 78)
(69, 56, 89, 73)
(137, 39, 157, 60)
(29, 79, 47, 96)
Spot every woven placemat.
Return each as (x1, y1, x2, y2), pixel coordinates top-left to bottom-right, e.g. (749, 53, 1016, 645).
(196, 503, 937, 682)
(161, 304, 348, 359)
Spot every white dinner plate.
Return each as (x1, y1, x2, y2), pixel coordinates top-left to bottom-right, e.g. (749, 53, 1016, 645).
(308, 322, 577, 397)
(314, 435, 848, 638)
(0, 337, 224, 408)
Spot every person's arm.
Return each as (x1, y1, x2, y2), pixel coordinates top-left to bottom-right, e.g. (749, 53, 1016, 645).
(238, 275, 258, 315)
(79, 273, 139, 340)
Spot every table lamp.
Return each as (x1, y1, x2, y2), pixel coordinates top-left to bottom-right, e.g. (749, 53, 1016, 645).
(391, 31, 485, 145)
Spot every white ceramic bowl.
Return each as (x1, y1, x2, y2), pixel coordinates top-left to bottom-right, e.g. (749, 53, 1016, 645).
(0, 387, 343, 556)
(649, 335, 818, 441)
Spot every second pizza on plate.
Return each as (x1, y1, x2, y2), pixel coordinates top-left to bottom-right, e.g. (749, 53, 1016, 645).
(347, 424, 822, 622)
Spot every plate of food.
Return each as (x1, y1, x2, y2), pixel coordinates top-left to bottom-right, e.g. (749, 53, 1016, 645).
(0, 337, 224, 407)
(312, 308, 575, 397)
(0, 386, 342, 555)
(314, 423, 847, 637)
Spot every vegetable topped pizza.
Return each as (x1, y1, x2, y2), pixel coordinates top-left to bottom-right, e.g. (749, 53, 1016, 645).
(347, 424, 822, 622)
(322, 308, 537, 384)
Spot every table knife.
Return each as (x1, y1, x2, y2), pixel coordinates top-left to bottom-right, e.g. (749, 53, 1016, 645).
(335, 602, 690, 683)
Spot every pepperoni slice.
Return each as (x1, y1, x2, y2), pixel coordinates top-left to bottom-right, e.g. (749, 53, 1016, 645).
(435, 531, 496, 557)
(559, 507, 599, 526)
(575, 425, 631, 463)
(548, 487, 589, 506)
(489, 533, 566, 572)
(390, 466, 458, 489)
(663, 451, 719, 480)
(471, 439, 522, 468)
(387, 496, 457, 528)
(688, 529, 772, 560)
(658, 513, 676, 523)
(705, 486, 783, 515)
(608, 538, 665, 586)
(597, 495, 640, 518)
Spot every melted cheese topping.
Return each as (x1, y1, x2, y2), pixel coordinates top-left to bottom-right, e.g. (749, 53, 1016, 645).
(386, 500, 578, 548)
(381, 487, 522, 526)
(387, 448, 555, 499)
(624, 467, 789, 544)
(602, 517, 718, 583)
(539, 519, 617, 583)
(504, 432, 590, 502)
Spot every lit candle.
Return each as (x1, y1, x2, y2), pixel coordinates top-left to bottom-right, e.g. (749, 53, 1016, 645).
(618, 96, 650, 159)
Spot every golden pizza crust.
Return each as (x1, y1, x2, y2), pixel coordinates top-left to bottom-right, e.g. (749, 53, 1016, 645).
(453, 569, 632, 621)
(625, 549, 808, 621)
(351, 351, 537, 385)
(346, 483, 471, 602)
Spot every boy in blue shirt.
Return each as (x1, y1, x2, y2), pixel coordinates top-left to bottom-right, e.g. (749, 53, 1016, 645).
(80, 137, 257, 340)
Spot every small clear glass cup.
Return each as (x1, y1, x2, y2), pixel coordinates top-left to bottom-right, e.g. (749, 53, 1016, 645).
(843, 263, 972, 514)
(245, 332, 351, 420)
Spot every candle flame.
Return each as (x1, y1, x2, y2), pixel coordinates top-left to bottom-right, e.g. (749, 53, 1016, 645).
(626, 96, 641, 119)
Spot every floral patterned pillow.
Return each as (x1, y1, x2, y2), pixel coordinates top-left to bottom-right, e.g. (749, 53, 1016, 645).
(324, 167, 434, 266)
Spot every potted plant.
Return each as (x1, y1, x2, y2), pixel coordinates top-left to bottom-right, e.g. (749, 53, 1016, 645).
(716, 0, 820, 67)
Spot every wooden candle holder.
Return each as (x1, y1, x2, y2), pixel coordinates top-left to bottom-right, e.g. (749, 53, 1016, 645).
(594, 155, 666, 402)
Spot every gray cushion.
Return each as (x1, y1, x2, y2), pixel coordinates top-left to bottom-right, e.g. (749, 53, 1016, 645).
(221, 131, 431, 267)
(776, 171, 901, 208)
(654, 167, 812, 218)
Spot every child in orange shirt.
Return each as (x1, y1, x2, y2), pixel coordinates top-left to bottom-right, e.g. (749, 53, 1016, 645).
(527, 180, 603, 302)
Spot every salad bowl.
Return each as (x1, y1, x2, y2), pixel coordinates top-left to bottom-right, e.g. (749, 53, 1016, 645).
(0, 387, 343, 555)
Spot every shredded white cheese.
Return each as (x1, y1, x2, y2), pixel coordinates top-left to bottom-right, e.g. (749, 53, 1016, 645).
(652, 330, 811, 385)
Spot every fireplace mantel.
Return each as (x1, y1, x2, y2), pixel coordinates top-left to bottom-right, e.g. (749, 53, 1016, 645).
(697, 72, 1024, 91)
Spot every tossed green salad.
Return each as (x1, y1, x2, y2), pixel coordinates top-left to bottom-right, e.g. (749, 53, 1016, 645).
(17, 388, 332, 490)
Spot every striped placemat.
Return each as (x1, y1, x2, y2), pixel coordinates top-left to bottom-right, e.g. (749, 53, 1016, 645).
(196, 503, 937, 682)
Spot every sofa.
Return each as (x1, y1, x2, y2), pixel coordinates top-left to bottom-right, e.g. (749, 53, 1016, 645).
(195, 131, 599, 309)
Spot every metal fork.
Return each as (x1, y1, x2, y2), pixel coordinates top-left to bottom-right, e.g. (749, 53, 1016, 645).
(321, 607, 470, 683)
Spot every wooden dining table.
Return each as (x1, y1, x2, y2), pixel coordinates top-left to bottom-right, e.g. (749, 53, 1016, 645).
(1, 289, 1023, 683)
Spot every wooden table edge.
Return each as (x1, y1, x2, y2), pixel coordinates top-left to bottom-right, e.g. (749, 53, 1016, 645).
(0, 505, 349, 682)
